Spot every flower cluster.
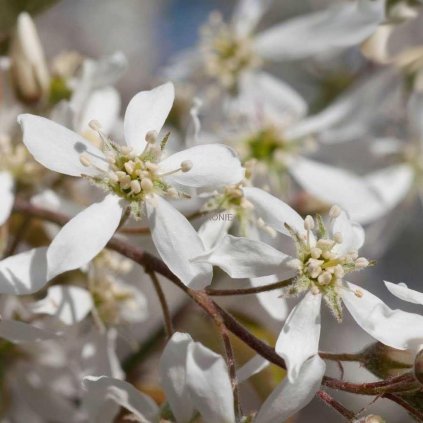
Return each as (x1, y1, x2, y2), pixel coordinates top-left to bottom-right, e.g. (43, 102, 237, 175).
(2, 1, 423, 422)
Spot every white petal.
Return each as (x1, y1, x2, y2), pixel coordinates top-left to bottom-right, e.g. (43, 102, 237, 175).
(276, 292, 322, 382)
(18, 114, 107, 177)
(193, 234, 295, 279)
(186, 341, 235, 423)
(286, 70, 400, 143)
(146, 196, 212, 288)
(0, 247, 48, 295)
(289, 157, 383, 225)
(83, 376, 159, 423)
(254, 0, 385, 61)
(254, 355, 326, 423)
(243, 187, 305, 236)
(47, 194, 122, 280)
(0, 320, 57, 343)
(77, 87, 121, 135)
(237, 354, 269, 383)
(342, 282, 423, 351)
(159, 145, 244, 188)
(251, 282, 289, 321)
(232, 0, 272, 37)
(124, 82, 174, 154)
(364, 164, 413, 223)
(331, 210, 365, 255)
(237, 71, 307, 121)
(30, 285, 93, 325)
(198, 213, 233, 250)
(384, 281, 423, 306)
(0, 171, 14, 225)
(159, 332, 194, 423)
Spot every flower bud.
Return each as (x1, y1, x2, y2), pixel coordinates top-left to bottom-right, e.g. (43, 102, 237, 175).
(10, 12, 50, 103)
(360, 342, 412, 379)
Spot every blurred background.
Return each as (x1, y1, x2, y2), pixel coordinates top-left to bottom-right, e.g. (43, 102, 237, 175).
(4, 0, 423, 421)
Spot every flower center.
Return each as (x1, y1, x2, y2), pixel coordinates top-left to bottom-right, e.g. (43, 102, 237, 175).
(80, 121, 192, 218)
(200, 12, 261, 89)
(0, 134, 41, 182)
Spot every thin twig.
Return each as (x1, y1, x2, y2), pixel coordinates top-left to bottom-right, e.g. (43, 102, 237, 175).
(12, 198, 423, 415)
(383, 393, 423, 422)
(146, 271, 173, 339)
(319, 352, 363, 362)
(205, 278, 295, 296)
(316, 390, 356, 421)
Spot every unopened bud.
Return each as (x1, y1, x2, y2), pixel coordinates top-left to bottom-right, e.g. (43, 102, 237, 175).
(10, 12, 50, 103)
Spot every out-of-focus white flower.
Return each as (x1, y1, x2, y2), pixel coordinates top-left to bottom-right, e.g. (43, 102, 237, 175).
(18, 82, 245, 288)
(83, 332, 326, 423)
(10, 12, 50, 103)
(165, 0, 385, 91)
(193, 202, 423, 381)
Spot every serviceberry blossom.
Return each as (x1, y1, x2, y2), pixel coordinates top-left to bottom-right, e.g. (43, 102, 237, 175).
(18, 82, 244, 288)
(193, 199, 416, 380)
(166, 0, 385, 92)
(83, 332, 326, 423)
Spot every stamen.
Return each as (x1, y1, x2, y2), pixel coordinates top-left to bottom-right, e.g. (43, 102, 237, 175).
(333, 232, 343, 244)
(180, 160, 193, 173)
(79, 153, 91, 167)
(145, 130, 158, 144)
(355, 257, 369, 269)
(329, 205, 342, 219)
(140, 178, 154, 192)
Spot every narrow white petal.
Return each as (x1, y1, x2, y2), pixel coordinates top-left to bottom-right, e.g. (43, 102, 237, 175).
(342, 282, 423, 351)
(289, 158, 384, 225)
(78, 87, 121, 135)
(83, 376, 159, 423)
(254, 355, 326, 423)
(331, 210, 365, 255)
(146, 196, 212, 288)
(237, 354, 269, 383)
(243, 187, 305, 236)
(252, 285, 289, 321)
(186, 341, 235, 423)
(276, 292, 322, 382)
(0, 247, 48, 295)
(254, 0, 385, 61)
(30, 285, 93, 325)
(232, 0, 272, 37)
(384, 281, 423, 306)
(159, 145, 244, 188)
(238, 71, 307, 121)
(18, 114, 106, 177)
(124, 82, 174, 154)
(198, 214, 233, 250)
(0, 171, 14, 225)
(0, 320, 57, 343)
(193, 234, 295, 279)
(47, 194, 122, 280)
(364, 164, 413, 223)
(159, 332, 194, 423)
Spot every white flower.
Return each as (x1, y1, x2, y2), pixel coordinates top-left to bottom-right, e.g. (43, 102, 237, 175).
(166, 0, 385, 91)
(18, 82, 244, 288)
(82, 332, 326, 423)
(193, 201, 419, 381)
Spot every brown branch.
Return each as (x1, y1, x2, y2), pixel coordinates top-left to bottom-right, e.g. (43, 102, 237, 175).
(205, 278, 295, 296)
(146, 270, 174, 339)
(316, 390, 356, 421)
(383, 393, 423, 422)
(11, 197, 423, 417)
